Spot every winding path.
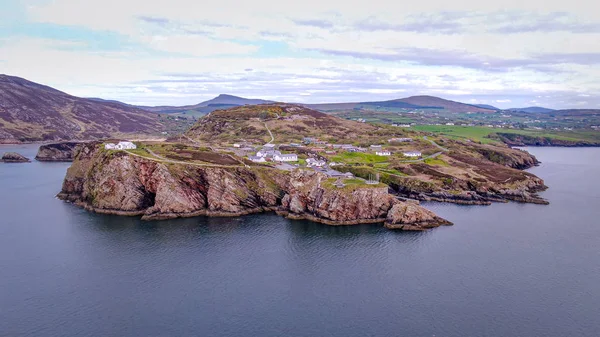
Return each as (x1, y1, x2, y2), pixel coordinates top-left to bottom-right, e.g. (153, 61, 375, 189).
(423, 136, 449, 152)
(264, 122, 275, 144)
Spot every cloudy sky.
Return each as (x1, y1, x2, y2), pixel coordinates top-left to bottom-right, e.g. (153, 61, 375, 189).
(1, 0, 599, 109)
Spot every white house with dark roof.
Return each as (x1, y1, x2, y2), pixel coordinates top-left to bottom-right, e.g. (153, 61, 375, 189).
(105, 141, 136, 150)
(248, 155, 266, 163)
(273, 153, 298, 162)
(403, 151, 422, 157)
(116, 141, 136, 150)
(306, 158, 326, 167)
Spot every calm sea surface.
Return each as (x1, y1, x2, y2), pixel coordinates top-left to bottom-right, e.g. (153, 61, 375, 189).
(1, 145, 599, 337)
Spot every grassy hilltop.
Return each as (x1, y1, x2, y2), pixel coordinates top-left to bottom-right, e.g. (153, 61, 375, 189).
(180, 103, 549, 205)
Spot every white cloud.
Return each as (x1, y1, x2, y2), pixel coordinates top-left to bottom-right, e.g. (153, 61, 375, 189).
(0, 0, 597, 108)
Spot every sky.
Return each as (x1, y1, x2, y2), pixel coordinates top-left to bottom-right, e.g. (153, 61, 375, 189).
(1, 0, 599, 109)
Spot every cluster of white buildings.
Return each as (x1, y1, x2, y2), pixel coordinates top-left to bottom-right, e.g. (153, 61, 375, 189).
(105, 141, 137, 150)
(249, 144, 298, 163)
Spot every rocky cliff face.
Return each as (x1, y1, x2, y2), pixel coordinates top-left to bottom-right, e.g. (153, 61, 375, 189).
(496, 133, 600, 147)
(1, 152, 30, 162)
(35, 142, 82, 161)
(58, 143, 451, 230)
(336, 142, 549, 205)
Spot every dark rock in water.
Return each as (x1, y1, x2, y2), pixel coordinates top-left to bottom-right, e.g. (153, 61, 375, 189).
(35, 142, 83, 162)
(1, 152, 30, 163)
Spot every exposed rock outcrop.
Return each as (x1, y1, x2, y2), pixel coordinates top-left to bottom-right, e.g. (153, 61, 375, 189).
(57, 143, 452, 230)
(35, 142, 82, 161)
(496, 133, 600, 147)
(1, 152, 30, 163)
(335, 142, 549, 205)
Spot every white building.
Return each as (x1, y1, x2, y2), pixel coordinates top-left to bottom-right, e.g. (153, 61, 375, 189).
(445, 123, 455, 126)
(376, 151, 391, 156)
(403, 151, 422, 157)
(116, 141, 137, 150)
(273, 153, 298, 162)
(258, 149, 280, 158)
(248, 156, 266, 163)
(388, 138, 412, 143)
(306, 158, 326, 167)
(233, 143, 241, 148)
(105, 141, 136, 150)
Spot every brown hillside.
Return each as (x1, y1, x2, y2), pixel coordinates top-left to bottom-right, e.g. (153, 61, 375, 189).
(185, 103, 409, 145)
(0, 75, 163, 143)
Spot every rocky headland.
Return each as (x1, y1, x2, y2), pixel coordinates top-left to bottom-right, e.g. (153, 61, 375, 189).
(496, 133, 600, 147)
(35, 142, 83, 161)
(57, 143, 451, 230)
(1, 152, 30, 163)
(335, 141, 548, 205)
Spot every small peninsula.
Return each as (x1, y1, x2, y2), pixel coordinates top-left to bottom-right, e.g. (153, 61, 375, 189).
(35, 142, 83, 161)
(57, 103, 550, 230)
(58, 142, 451, 230)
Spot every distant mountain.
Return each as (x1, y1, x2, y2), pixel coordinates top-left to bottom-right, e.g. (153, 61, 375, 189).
(0, 75, 162, 143)
(141, 94, 275, 114)
(396, 96, 496, 113)
(200, 94, 274, 106)
(473, 104, 499, 110)
(507, 106, 555, 113)
(86, 97, 134, 106)
(306, 95, 496, 113)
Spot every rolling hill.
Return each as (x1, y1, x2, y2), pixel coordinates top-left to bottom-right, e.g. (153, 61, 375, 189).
(395, 96, 496, 113)
(473, 104, 499, 110)
(507, 106, 555, 113)
(185, 103, 394, 145)
(139, 94, 275, 115)
(306, 95, 496, 113)
(0, 75, 163, 143)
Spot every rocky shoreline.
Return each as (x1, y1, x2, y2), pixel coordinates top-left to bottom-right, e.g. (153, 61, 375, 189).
(496, 133, 600, 147)
(35, 142, 83, 162)
(58, 143, 452, 230)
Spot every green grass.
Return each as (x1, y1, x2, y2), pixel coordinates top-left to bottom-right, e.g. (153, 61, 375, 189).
(377, 168, 407, 176)
(329, 152, 390, 165)
(322, 177, 386, 191)
(423, 157, 448, 166)
(411, 125, 600, 144)
(411, 125, 501, 143)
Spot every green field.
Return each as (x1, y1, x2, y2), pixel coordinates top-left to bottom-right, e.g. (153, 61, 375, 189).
(411, 125, 600, 144)
(329, 152, 390, 165)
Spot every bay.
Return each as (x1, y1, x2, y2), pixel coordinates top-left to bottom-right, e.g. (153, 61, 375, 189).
(1, 145, 599, 337)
